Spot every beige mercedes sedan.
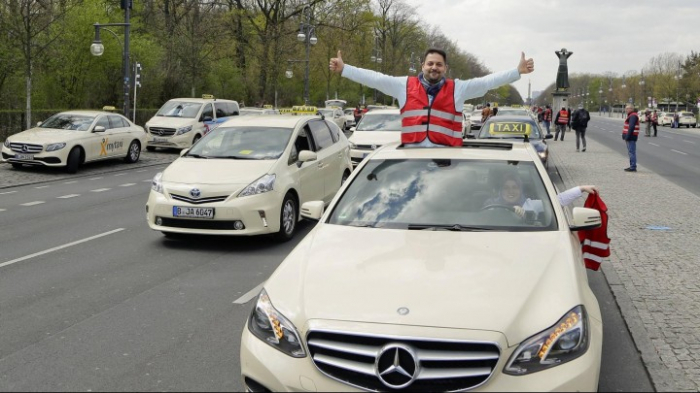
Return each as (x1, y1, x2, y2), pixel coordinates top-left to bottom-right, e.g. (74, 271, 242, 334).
(146, 115, 352, 240)
(240, 140, 603, 391)
(1, 110, 146, 173)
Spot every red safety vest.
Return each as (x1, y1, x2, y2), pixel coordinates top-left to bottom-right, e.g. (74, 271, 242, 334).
(401, 77, 463, 146)
(556, 109, 569, 124)
(577, 192, 610, 271)
(623, 112, 640, 137)
(543, 108, 552, 122)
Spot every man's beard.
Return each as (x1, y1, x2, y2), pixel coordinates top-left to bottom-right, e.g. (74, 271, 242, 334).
(425, 73, 442, 84)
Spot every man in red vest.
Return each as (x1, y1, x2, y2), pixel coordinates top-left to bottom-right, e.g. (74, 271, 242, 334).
(553, 106, 569, 141)
(329, 48, 535, 147)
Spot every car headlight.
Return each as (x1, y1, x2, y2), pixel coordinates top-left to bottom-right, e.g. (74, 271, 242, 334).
(248, 289, 306, 358)
(348, 141, 357, 149)
(151, 172, 164, 194)
(46, 142, 66, 152)
(3, 139, 10, 148)
(538, 151, 547, 159)
(175, 125, 193, 135)
(503, 305, 589, 375)
(238, 174, 275, 197)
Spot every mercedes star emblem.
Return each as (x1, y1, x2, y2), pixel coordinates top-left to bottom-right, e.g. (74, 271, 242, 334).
(375, 343, 419, 389)
(22, 145, 28, 152)
(189, 188, 201, 199)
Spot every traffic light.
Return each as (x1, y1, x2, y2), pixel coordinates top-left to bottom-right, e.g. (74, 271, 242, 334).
(135, 63, 142, 88)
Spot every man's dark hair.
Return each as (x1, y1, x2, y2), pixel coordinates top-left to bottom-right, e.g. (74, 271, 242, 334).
(423, 48, 447, 64)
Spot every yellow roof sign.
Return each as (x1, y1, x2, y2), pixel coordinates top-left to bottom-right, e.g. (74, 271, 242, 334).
(488, 122, 532, 136)
(291, 105, 318, 114)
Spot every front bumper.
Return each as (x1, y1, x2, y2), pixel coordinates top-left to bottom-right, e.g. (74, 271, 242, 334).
(146, 132, 198, 149)
(1, 147, 65, 167)
(146, 188, 284, 236)
(240, 318, 602, 392)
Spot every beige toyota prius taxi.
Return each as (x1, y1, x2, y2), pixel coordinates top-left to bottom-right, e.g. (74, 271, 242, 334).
(240, 140, 604, 391)
(146, 115, 352, 240)
(2, 110, 147, 173)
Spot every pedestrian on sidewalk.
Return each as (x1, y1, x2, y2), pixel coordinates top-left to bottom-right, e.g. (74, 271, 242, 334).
(567, 107, 572, 131)
(572, 104, 590, 152)
(623, 104, 639, 172)
(651, 109, 658, 137)
(543, 105, 552, 135)
(554, 106, 569, 141)
(329, 49, 534, 147)
(672, 112, 679, 128)
(644, 109, 652, 137)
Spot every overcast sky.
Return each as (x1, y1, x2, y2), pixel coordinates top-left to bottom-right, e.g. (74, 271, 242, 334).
(403, 0, 698, 101)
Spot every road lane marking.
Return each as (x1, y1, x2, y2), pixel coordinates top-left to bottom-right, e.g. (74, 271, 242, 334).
(0, 191, 17, 195)
(90, 177, 103, 180)
(661, 135, 673, 139)
(136, 169, 148, 173)
(0, 228, 125, 270)
(57, 194, 81, 199)
(35, 186, 49, 189)
(233, 281, 266, 304)
(649, 143, 660, 147)
(63, 181, 77, 185)
(114, 173, 127, 177)
(683, 140, 696, 144)
(120, 183, 136, 187)
(21, 201, 45, 206)
(0, 209, 6, 212)
(671, 149, 688, 155)
(142, 179, 152, 183)
(91, 188, 111, 192)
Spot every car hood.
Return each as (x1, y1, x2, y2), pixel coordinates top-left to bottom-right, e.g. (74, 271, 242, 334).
(162, 158, 275, 186)
(146, 116, 198, 129)
(267, 224, 585, 346)
(349, 131, 401, 146)
(8, 128, 89, 144)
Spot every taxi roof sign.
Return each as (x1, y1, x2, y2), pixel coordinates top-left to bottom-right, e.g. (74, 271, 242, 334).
(102, 105, 117, 112)
(201, 94, 215, 100)
(488, 121, 532, 136)
(291, 105, 318, 115)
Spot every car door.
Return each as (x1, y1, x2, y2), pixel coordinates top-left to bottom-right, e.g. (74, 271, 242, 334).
(107, 115, 131, 158)
(307, 120, 338, 203)
(86, 115, 110, 162)
(288, 124, 325, 205)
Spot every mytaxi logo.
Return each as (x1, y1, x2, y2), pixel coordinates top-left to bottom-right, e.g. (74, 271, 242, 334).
(100, 138, 124, 156)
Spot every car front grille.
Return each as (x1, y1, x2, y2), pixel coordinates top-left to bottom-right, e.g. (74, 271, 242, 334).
(149, 127, 177, 137)
(9, 143, 43, 153)
(355, 144, 380, 150)
(170, 193, 229, 204)
(158, 217, 244, 230)
(307, 331, 500, 392)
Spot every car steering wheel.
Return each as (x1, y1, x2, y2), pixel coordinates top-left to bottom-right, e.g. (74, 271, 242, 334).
(479, 204, 522, 218)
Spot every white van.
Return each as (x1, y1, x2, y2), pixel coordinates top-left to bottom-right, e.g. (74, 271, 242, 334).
(145, 95, 239, 151)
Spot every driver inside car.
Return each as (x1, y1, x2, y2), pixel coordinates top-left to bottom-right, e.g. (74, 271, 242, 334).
(484, 173, 597, 218)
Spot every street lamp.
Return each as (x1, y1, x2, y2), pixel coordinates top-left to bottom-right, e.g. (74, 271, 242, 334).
(295, 5, 317, 105)
(90, 2, 132, 119)
(639, 71, 646, 109)
(598, 82, 603, 113)
(408, 51, 419, 74)
(370, 33, 382, 103)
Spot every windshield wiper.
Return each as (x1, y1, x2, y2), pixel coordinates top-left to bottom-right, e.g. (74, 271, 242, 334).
(214, 155, 258, 160)
(407, 224, 494, 232)
(185, 154, 209, 159)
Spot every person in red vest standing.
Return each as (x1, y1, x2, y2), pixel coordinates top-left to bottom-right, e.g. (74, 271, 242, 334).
(553, 106, 569, 141)
(329, 48, 535, 147)
(623, 104, 639, 172)
(542, 105, 552, 135)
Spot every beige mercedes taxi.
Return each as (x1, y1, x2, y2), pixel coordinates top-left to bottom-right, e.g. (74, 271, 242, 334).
(1, 110, 146, 173)
(240, 140, 603, 391)
(146, 115, 352, 240)
(347, 108, 401, 167)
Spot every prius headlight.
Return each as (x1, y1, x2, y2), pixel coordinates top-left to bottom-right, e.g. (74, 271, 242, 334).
(248, 289, 306, 358)
(46, 142, 66, 152)
(175, 125, 193, 135)
(151, 172, 164, 194)
(238, 174, 275, 197)
(504, 305, 589, 375)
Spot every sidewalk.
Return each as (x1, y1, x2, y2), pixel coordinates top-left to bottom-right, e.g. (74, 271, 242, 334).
(548, 119, 700, 392)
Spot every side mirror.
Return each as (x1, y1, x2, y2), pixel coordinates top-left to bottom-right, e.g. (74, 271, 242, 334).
(544, 134, 554, 140)
(301, 201, 324, 221)
(180, 148, 189, 157)
(569, 207, 602, 231)
(298, 150, 317, 163)
(349, 127, 356, 133)
(93, 126, 106, 133)
(36, 121, 42, 127)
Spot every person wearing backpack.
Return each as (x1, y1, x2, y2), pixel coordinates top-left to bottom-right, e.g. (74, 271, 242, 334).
(571, 103, 591, 152)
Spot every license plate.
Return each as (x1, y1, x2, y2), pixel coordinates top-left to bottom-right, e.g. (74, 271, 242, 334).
(153, 137, 168, 143)
(173, 206, 215, 219)
(14, 154, 33, 160)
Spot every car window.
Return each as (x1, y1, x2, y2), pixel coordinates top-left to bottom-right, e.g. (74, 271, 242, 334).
(188, 126, 293, 160)
(356, 113, 402, 131)
(215, 102, 235, 118)
(308, 120, 334, 150)
(328, 159, 556, 231)
(325, 120, 342, 143)
(227, 102, 239, 116)
(40, 113, 95, 131)
(201, 104, 214, 120)
(94, 116, 110, 130)
(289, 128, 315, 165)
(156, 101, 202, 118)
(108, 115, 128, 128)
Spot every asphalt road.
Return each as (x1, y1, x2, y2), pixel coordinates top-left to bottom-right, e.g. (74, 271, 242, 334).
(582, 116, 700, 197)
(0, 160, 653, 391)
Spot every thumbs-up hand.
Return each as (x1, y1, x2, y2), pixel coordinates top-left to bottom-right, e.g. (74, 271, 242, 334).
(518, 52, 534, 75)
(330, 50, 345, 74)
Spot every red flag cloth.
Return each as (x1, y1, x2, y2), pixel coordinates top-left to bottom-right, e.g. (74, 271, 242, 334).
(577, 192, 611, 271)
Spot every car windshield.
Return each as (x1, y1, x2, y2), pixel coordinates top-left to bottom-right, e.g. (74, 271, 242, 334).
(156, 101, 202, 118)
(239, 109, 264, 116)
(328, 158, 557, 231)
(40, 114, 95, 131)
(681, 112, 693, 116)
(356, 113, 402, 131)
(477, 120, 543, 139)
(187, 126, 293, 160)
(496, 109, 529, 117)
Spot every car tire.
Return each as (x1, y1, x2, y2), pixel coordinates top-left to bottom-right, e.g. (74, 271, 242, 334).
(146, 146, 156, 152)
(341, 170, 350, 185)
(65, 147, 81, 174)
(11, 163, 22, 169)
(275, 193, 297, 242)
(124, 140, 141, 163)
